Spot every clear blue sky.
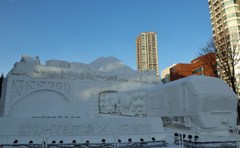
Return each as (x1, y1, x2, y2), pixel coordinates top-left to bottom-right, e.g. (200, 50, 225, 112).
(0, 0, 212, 76)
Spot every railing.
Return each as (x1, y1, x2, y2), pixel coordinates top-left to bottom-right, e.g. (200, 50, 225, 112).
(0, 128, 240, 148)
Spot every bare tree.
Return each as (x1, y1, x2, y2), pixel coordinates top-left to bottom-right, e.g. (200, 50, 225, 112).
(199, 34, 240, 94)
(199, 33, 240, 125)
(198, 38, 218, 77)
(217, 32, 240, 94)
(199, 38, 216, 56)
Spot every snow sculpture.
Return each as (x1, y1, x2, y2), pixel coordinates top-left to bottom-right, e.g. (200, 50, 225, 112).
(99, 76, 238, 129)
(46, 60, 70, 69)
(0, 55, 239, 146)
(0, 55, 238, 127)
(20, 54, 41, 65)
(99, 91, 146, 116)
(0, 55, 160, 118)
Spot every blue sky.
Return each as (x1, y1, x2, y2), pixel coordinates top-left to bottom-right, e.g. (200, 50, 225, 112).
(0, 0, 212, 76)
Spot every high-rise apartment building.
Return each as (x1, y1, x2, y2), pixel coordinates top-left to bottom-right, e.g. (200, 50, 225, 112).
(208, 0, 240, 92)
(209, 0, 240, 50)
(136, 32, 159, 76)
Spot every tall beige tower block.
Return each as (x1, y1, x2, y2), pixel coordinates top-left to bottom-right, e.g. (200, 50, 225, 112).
(208, 0, 240, 50)
(136, 32, 159, 76)
(208, 0, 240, 92)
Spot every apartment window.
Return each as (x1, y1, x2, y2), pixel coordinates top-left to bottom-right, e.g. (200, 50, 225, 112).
(192, 67, 204, 74)
(228, 26, 239, 32)
(225, 22, 228, 26)
(226, 7, 235, 12)
(224, 7, 238, 13)
(222, 1, 234, 7)
(224, 13, 237, 20)
(225, 19, 240, 26)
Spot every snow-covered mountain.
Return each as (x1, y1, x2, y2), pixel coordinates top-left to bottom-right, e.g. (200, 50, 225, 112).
(89, 57, 136, 75)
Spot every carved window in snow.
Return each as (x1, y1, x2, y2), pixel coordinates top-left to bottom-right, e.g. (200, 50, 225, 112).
(98, 90, 147, 117)
(98, 90, 118, 114)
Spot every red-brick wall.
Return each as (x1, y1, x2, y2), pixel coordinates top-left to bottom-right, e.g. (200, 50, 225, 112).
(170, 53, 217, 81)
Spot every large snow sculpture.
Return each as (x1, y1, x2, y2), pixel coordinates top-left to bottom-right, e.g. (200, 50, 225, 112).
(0, 55, 238, 128)
(0, 55, 238, 145)
(0, 55, 160, 117)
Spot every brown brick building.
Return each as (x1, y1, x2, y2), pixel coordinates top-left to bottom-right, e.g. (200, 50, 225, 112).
(170, 53, 217, 81)
(191, 53, 217, 77)
(170, 64, 192, 81)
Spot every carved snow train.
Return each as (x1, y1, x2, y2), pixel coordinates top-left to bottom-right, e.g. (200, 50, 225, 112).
(0, 55, 239, 148)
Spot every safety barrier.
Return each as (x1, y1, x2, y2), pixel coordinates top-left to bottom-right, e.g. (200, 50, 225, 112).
(0, 128, 239, 148)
